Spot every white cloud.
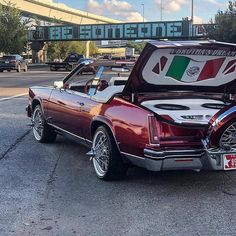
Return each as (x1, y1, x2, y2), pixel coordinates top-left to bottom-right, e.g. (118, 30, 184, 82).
(103, 0, 132, 11)
(193, 15, 203, 24)
(155, 0, 188, 12)
(87, 0, 100, 8)
(167, 1, 181, 11)
(87, 0, 103, 14)
(126, 12, 144, 22)
(87, 0, 145, 22)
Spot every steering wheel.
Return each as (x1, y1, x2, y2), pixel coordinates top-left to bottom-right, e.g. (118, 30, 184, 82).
(84, 79, 109, 94)
(84, 79, 94, 94)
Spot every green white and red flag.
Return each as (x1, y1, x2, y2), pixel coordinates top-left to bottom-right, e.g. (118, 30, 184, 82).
(165, 56, 225, 83)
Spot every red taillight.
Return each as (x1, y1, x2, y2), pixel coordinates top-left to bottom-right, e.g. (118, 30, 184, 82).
(147, 114, 160, 146)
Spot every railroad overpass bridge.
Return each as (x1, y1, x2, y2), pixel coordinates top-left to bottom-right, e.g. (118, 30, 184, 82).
(0, 0, 120, 25)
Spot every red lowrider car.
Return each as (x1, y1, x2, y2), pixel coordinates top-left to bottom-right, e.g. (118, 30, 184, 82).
(27, 41, 236, 180)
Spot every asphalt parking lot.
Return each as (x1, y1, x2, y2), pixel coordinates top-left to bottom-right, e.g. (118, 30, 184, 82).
(1, 68, 236, 236)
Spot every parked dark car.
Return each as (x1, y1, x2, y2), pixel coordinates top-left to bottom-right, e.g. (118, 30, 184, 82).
(47, 53, 85, 71)
(0, 55, 27, 72)
(27, 41, 236, 181)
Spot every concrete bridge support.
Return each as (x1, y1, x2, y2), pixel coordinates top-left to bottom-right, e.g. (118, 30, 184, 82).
(85, 41, 90, 58)
(31, 40, 91, 63)
(31, 41, 47, 63)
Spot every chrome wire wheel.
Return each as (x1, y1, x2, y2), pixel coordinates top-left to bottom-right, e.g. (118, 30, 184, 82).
(220, 122, 236, 148)
(32, 106, 44, 141)
(92, 130, 110, 177)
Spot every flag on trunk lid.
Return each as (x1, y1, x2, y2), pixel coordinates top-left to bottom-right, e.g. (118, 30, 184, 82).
(166, 56, 225, 83)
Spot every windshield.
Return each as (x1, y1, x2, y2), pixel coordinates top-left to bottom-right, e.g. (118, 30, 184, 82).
(62, 62, 130, 95)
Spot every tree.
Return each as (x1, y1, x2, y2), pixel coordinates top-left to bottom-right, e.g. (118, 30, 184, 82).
(0, 2, 29, 54)
(89, 42, 98, 55)
(47, 41, 98, 61)
(209, 1, 236, 43)
(126, 41, 146, 54)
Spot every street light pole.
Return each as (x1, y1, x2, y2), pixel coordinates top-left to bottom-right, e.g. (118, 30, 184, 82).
(160, 0, 163, 21)
(191, 0, 194, 22)
(141, 3, 144, 22)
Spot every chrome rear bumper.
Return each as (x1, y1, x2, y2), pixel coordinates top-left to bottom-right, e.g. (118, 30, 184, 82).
(124, 146, 236, 172)
(144, 149, 205, 159)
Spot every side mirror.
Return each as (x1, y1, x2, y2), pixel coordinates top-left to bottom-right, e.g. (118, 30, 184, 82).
(54, 81, 64, 88)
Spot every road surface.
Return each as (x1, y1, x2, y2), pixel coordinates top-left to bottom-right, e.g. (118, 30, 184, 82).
(0, 68, 236, 236)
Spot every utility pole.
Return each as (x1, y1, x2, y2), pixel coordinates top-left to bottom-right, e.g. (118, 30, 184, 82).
(141, 3, 145, 22)
(160, 0, 163, 21)
(191, 0, 194, 22)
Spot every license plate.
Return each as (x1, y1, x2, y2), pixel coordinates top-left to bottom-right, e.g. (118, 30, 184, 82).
(223, 154, 236, 170)
(5, 61, 9, 64)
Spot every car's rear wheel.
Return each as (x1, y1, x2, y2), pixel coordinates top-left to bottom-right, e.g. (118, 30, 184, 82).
(32, 105, 57, 143)
(0, 69, 3, 72)
(92, 126, 127, 180)
(50, 66, 56, 71)
(7, 69, 11, 72)
(17, 64, 21, 72)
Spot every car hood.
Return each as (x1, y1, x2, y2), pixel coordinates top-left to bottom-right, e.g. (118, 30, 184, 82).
(122, 41, 236, 95)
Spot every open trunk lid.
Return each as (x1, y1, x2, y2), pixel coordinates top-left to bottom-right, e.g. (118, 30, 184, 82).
(122, 41, 236, 95)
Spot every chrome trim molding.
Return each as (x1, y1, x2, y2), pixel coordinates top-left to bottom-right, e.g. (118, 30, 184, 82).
(144, 148, 205, 160)
(48, 123, 92, 144)
(121, 152, 145, 160)
(212, 106, 236, 128)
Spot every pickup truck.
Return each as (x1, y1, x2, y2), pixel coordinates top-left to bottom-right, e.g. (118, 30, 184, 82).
(47, 53, 85, 71)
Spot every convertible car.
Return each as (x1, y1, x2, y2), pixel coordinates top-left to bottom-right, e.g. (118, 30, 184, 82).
(27, 40, 236, 180)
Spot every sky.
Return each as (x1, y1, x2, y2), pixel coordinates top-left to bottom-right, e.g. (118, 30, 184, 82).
(46, 0, 229, 23)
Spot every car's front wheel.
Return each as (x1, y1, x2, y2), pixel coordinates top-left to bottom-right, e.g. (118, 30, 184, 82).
(32, 105, 57, 143)
(92, 126, 128, 180)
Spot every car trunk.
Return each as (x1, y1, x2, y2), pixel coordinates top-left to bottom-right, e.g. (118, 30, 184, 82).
(122, 41, 236, 149)
(137, 92, 233, 149)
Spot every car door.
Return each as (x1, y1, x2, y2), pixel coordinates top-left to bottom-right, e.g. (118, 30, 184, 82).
(47, 87, 89, 139)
